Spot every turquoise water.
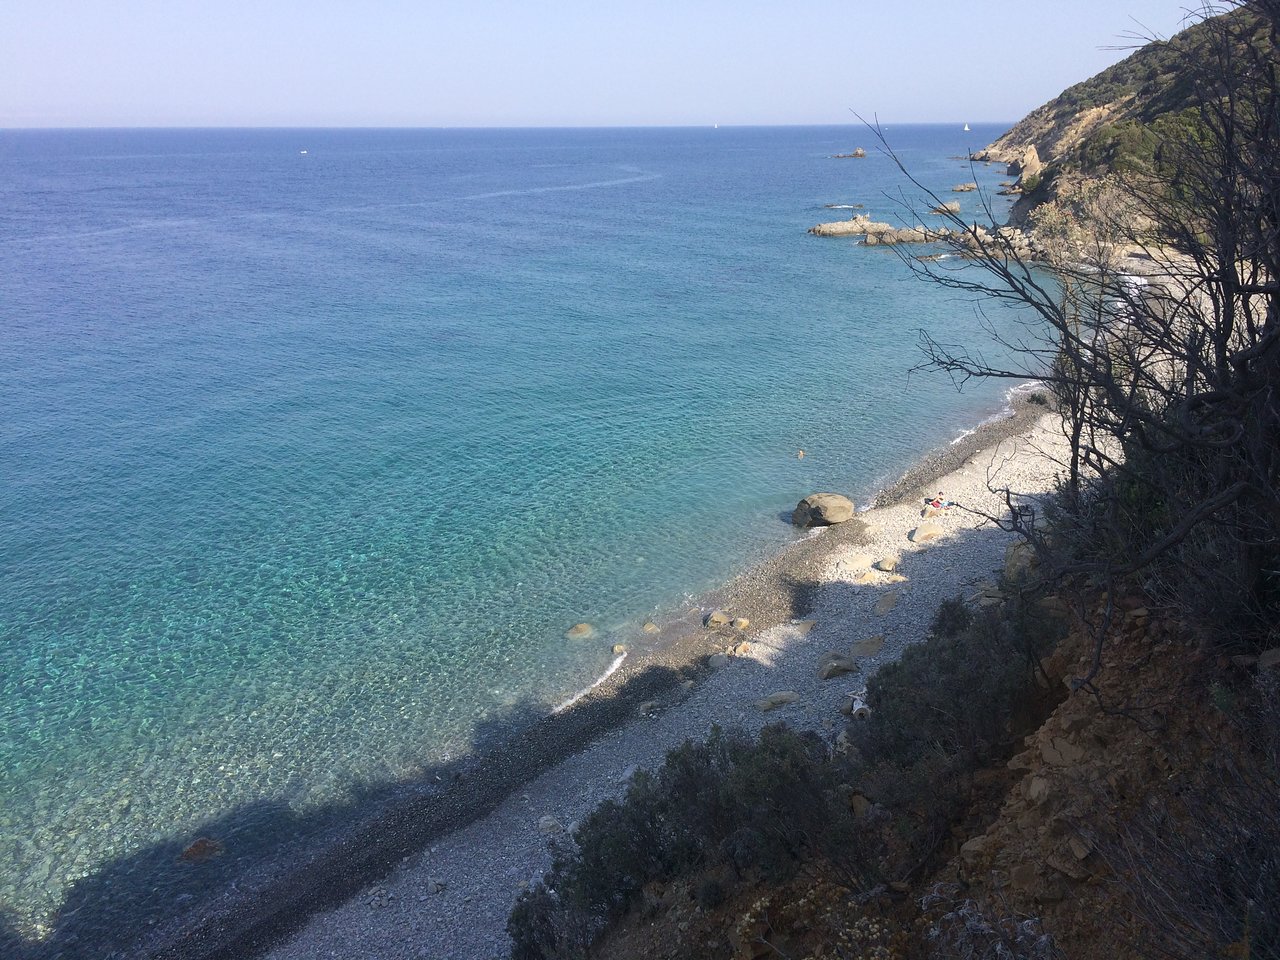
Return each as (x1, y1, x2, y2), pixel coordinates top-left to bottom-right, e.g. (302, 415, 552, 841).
(0, 125, 1020, 943)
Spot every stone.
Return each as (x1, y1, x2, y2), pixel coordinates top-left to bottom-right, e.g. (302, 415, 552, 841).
(638, 700, 660, 716)
(792, 492, 856, 527)
(874, 591, 899, 616)
(708, 653, 730, 669)
(612, 643, 627, 655)
(756, 691, 800, 711)
(960, 835, 989, 863)
(874, 557, 899, 573)
(851, 634, 885, 657)
(793, 620, 817, 635)
(1047, 852, 1090, 881)
(565, 623, 594, 640)
(849, 792, 873, 817)
(931, 200, 962, 214)
(1259, 648, 1280, 670)
(731, 617, 750, 630)
(910, 521, 944, 542)
(817, 652, 857, 680)
(705, 609, 731, 627)
(1068, 835, 1092, 860)
(1008, 144, 1044, 181)
(1040, 735, 1084, 767)
(1003, 540, 1038, 582)
(426, 877, 446, 894)
(732, 641, 751, 656)
(178, 837, 223, 863)
(1026, 776, 1052, 806)
(642, 621, 661, 634)
(537, 816, 565, 836)
(952, 182, 978, 192)
(1009, 862, 1038, 893)
(854, 570, 878, 585)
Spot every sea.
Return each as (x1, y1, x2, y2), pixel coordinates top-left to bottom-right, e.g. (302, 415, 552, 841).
(0, 124, 1026, 951)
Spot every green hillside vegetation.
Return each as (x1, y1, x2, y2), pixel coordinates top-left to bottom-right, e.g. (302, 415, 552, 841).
(993, 4, 1271, 189)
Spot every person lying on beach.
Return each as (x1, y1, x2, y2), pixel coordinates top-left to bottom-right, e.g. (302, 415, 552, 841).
(924, 491, 956, 512)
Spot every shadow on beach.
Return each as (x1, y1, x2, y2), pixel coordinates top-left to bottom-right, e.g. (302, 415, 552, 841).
(1, 659, 698, 960)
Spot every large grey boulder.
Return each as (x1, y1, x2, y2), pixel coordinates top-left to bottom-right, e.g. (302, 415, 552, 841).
(792, 493, 855, 527)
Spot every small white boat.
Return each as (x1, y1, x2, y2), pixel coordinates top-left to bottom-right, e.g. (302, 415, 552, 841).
(963, 123, 970, 132)
(299, 149, 308, 155)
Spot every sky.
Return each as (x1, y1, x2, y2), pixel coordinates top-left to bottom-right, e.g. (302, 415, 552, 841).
(0, 1, 1200, 128)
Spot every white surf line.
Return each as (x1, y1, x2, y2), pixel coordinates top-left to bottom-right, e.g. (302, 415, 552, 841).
(552, 651, 628, 715)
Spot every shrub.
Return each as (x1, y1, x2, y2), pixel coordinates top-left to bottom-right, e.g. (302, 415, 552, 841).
(508, 725, 881, 959)
(930, 595, 973, 638)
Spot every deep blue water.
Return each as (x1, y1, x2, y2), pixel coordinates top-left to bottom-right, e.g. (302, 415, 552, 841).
(0, 124, 1021, 938)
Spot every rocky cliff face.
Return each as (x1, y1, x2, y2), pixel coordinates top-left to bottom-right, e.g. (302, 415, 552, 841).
(977, 5, 1265, 223)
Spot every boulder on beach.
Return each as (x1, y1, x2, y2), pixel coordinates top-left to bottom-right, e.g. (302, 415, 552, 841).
(705, 609, 732, 627)
(792, 492, 855, 528)
(930, 201, 962, 215)
(565, 623, 595, 640)
(731, 617, 750, 630)
(756, 691, 800, 712)
(642, 621, 661, 634)
(612, 643, 627, 655)
(851, 634, 885, 657)
(708, 653, 730, 669)
(874, 591, 900, 616)
(874, 557, 899, 572)
(818, 652, 858, 680)
(910, 521, 944, 542)
(537, 815, 565, 836)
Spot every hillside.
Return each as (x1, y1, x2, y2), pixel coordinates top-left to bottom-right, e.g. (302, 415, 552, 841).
(978, 4, 1270, 219)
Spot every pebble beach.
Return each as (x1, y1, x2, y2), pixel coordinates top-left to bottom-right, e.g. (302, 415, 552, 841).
(248, 398, 1070, 960)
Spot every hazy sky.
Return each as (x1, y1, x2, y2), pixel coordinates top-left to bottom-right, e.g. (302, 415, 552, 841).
(1, 1, 1198, 127)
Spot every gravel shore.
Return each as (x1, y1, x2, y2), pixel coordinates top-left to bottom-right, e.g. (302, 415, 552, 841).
(255, 400, 1069, 960)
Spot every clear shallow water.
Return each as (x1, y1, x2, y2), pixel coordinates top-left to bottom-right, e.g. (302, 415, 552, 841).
(0, 125, 1021, 940)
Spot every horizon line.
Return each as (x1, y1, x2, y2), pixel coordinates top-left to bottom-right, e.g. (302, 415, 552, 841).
(0, 120, 1014, 133)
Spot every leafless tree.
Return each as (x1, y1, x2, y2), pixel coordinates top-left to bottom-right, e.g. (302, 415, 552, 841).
(875, 1, 1280, 684)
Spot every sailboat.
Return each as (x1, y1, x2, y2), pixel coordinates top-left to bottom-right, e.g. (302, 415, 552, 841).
(963, 123, 970, 132)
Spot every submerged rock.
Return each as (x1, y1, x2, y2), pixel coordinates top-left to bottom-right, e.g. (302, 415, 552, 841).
(178, 837, 224, 863)
(565, 623, 595, 640)
(705, 609, 732, 627)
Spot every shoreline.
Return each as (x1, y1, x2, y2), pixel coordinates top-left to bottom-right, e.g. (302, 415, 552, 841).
(139, 388, 1062, 960)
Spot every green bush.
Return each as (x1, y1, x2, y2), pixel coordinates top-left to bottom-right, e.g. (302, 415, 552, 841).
(508, 585, 1068, 958)
(508, 726, 879, 959)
